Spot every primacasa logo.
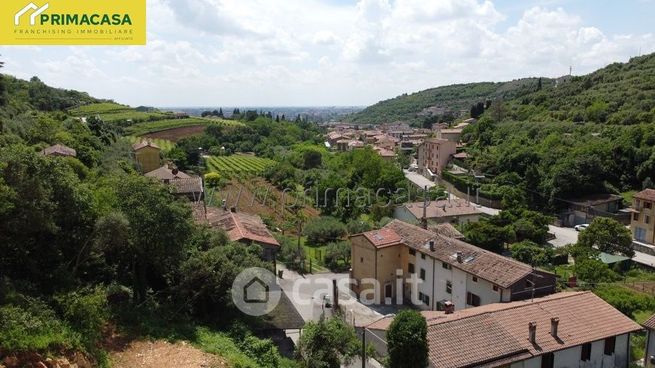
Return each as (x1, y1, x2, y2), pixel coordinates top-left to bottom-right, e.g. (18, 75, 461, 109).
(15, 2, 132, 27)
(1, 0, 145, 45)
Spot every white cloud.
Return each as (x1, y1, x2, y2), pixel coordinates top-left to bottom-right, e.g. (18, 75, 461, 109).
(0, 0, 653, 106)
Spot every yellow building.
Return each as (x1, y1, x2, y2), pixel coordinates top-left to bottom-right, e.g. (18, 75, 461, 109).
(631, 189, 655, 244)
(132, 140, 161, 173)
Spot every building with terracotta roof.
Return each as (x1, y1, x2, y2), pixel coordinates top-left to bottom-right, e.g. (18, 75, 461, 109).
(643, 313, 655, 366)
(40, 144, 77, 157)
(198, 207, 279, 260)
(631, 189, 655, 245)
(132, 139, 161, 173)
(350, 220, 556, 310)
(436, 128, 463, 143)
(145, 165, 204, 202)
(365, 291, 640, 368)
(393, 198, 482, 226)
(417, 138, 457, 178)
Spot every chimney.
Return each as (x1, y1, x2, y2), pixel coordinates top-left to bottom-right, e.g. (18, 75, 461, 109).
(456, 251, 463, 263)
(444, 301, 454, 314)
(550, 317, 559, 338)
(429, 240, 435, 251)
(528, 322, 537, 344)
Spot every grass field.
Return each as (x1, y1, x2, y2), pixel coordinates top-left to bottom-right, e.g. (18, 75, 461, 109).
(126, 117, 244, 136)
(70, 103, 168, 123)
(126, 136, 175, 152)
(205, 155, 276, 176)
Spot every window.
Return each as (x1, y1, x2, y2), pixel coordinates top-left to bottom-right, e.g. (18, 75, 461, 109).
(408, 263, 415, 274)
(421, 253, 426, 260)
(581, 342, 591, 361)
(446, 281, 452, 294)
(472, 276, 478, 282)
(634, 213, 639, 221)
(493, 285, 499, 292)
(646, 202, 653, 209)
(442, 262, 451, 270)
(636, 227, 648, 241)
(360, 257, 363, 263)
(418, 292, 429, 305)
(466, 292, 481, 307)
(604, 336, 615, 356)
(420, 268, 426, 281)
(409, 249, 416, 256)
(541, 353, 554, 368)
(647, 215, 651, 224)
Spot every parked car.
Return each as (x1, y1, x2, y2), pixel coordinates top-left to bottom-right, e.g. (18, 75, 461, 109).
(574, 224, 590, 231)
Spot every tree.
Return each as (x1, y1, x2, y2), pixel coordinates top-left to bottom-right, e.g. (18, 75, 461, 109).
(302, 149, 322, 169)
(303, 216, 347, 246)
(296, 316, 360, 368)
(510, 241, 553, 266)
(575, 258, 618, 284)
(204, 172, 222, 188)
(324, 241, 351, 271)
(577, 217, 634, 257)
(387, 310, 428, 368)
(463, 221, 513, 253)
(346, 219, 372, 234)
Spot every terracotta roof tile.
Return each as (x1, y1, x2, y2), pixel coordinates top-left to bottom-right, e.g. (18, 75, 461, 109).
(360, 228, 403, 248)
(132, 140, 160, 150)
(402, 199, 481, 220)
(40, 144, 76, 157)
(643, 313, 655, 329)
(200, 207, 279, 247)
(383, 220, 541, 288)
(635, 189, 655, 202)
(368, 292, 642, 368)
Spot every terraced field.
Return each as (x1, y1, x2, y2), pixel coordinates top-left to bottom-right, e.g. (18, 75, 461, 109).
(126, 136, 175, 152)
(205, 155, 276, 176)
(126, 117, 245, 136)
(70, 103, 168, 123)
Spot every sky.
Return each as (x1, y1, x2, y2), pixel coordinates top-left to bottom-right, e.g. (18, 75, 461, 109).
(1, 0, 654, 107)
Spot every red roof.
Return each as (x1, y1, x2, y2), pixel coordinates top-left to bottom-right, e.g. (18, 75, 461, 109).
(635, 189, 655, 202)
(201, 207, 279, 247)
(360, 228, 402, 248)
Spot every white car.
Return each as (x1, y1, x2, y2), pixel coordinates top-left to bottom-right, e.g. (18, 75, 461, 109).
(574, 224, 590, 231)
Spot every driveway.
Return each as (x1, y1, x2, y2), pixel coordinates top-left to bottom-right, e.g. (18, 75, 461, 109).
(548, 225, 579, 248)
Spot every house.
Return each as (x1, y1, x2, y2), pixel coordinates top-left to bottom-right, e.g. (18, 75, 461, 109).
(374, 146, 396, 161)
(436, 128, 463, 143)
(40, 144, 77, 157)
(558, 193, 625, 227)
(326, 131, 344, 146)
(644, 313, 655, 367)
(417, 138, 457, 178)
(630, 189, 655, 244)
(145, 165, 204, 202)
(429, 223, 464, 239)
(199, 207, 279, 260)
(393, 198, 482, 226)
(350, 220, 556, 310)
(132, 140, 161, 173)
(364, 291, 640, 368)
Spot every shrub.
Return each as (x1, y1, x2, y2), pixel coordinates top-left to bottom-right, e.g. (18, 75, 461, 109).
(54, 286, 109, 341)
(387, 310, 428, 368)
(303, 217, 347, 246)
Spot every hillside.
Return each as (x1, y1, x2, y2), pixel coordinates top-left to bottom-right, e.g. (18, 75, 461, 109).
(347, 78, 547, 125)
(349, 53, 655, 126)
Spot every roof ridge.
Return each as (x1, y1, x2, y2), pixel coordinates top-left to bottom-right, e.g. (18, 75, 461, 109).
(429, 292, 590, 327)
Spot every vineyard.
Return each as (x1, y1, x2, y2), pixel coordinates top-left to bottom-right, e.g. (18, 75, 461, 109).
(126, 136, 175, 152)
(205, 155, 276, 176)
(70, 103, 168, 123)
(126, 117, 244, 136)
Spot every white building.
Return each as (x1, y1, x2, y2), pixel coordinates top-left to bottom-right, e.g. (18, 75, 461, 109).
(384, 220, 557, 311)
(365, 291, 641, 368)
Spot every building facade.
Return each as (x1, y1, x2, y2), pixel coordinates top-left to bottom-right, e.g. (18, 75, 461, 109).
(350, 220, 556, 310)
(417, 138, 457, 177)
(631, 189, 655, 244)
(365, 292, 640, 368)
(133, 140, 161, 174)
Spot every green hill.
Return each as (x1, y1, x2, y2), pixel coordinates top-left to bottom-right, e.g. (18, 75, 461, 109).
(349, 53, 655, 126)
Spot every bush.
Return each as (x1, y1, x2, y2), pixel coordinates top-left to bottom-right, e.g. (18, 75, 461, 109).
(204, 172, 223, 188)
(324, 241, 351, 272)
(54, 286, 109, 341)
(303, 217, 347, 246)
(594, 285, 655, 319)
(0, 298, 81, 352)
(510, 241, 553, 266)
(575, 259, 619, 284)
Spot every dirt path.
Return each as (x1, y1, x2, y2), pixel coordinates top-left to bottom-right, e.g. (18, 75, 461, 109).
(109, 339, 226, 368)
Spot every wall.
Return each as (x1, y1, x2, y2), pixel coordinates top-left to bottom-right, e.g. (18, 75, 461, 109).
(631, 198, 655, 244)
(350, 235, 403, 303)
(646, 329, 655, 368)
